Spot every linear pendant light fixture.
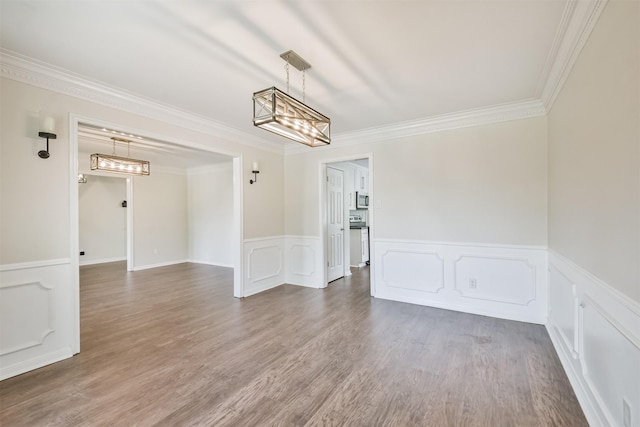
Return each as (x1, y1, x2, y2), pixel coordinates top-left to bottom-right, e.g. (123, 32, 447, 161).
(90, 137, 150, 176)
(253, 50, 330, 147)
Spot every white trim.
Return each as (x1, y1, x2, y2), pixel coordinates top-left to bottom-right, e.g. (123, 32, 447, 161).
(0, 49, 283, 155)
(131, 259, 190, 272)
(539, 0, 609, 110)
(233, 157, 243, 298)
(187, 260, 235, 269)
(0, 347, 73, 381)
(284, 235, 321, 241)
(69, 115, 81, 355)
(1, 0, 607, 157)
(286, 100, 546, 155)
(0, 258, 71, 272)
(243, 235, 287, 243)
(243, 281, 282, 297)
(547, 250, 640, 427)
(375, 238, 548, 252)
(550, 250, 640, 316)
(79, 257, 127, 266)
(546, 324, 603, 426)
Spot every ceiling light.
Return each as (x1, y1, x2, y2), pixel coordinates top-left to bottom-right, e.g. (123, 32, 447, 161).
(253, 50, 330, 147)
(90, 137, 150, 176)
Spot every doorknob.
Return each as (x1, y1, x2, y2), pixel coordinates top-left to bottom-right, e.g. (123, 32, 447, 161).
(340, 228, 344, 231)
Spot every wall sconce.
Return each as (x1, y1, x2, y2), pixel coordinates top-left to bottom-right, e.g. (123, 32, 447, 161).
(250, 161, 260, 184)
(37, 115, 57, 159)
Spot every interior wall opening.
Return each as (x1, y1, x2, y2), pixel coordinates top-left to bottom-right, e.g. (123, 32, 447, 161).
(323, 156, 372, 294)
(70, 116, 243, 354)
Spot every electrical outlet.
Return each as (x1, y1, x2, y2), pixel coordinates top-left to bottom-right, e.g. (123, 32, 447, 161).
(79, 251, 85, 256)
(623, 398, 631, 427)
(469, 278, 477, 289)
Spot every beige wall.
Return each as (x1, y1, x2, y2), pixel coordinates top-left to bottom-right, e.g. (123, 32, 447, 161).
(286, 117, 548, 246)
(547, 0, 640, 302)
(133, 171, 188, 267)
(0, 78, 284, 265)
(188, 163, 234, 266)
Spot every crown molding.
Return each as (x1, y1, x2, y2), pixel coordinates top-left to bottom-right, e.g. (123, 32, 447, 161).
(0, 49, 284, 155)
(284, 98, 546, 155)
(538, 0, 608, 111)
(1, 0, 607, 159)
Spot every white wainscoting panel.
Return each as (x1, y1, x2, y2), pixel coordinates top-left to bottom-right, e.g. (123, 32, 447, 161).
(547, 250, 640, 427)
(381, 249, 444, 293)
(0, 260, 74, 380)
(373, 240, 548, 324)
(244, 237, 285, 297)
(285, 236, 323, 288)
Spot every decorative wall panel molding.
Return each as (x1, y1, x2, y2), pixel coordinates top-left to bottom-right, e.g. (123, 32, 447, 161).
(284, 236, 323, 288)
(373, 240, 547, 324)
(0, 261, 74, 380)
(244, 237, 286, 297)
(0, 281, 54, 355)
(381, 250, 444, 293)
(548, 265, 579, 359)
(248, 246, 282, 282)
(453, 255, 536, 305)
(547, 250, 640, 427)
(0, 258, 70, 272)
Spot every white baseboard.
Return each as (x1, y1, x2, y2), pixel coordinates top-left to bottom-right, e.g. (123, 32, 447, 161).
(0, 347, 72, 381)
(547, 250, 640, 427)
(132, 259, 189, 271)
(79, 256, 126, 266)
(188, 260, 234, 269)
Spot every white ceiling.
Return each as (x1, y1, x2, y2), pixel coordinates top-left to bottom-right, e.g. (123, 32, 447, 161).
(2, 1, 570, 147)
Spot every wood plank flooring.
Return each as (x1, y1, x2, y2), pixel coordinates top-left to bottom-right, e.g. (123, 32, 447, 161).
(0, 262, 587, 426)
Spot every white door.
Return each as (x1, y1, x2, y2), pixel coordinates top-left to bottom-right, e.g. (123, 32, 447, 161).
(327, 167, 344, 282)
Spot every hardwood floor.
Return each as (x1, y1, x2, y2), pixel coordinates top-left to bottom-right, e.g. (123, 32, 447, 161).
(1, 262, 587, 426)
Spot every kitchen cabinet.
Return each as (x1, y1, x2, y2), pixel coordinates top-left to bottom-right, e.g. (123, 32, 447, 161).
(354, 166, 369, 193)
(349, 227, 369, 267)
(346, 165, 356, 210)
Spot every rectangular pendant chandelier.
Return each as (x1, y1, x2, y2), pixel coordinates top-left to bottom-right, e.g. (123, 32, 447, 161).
(90, 136, 150, 176)
(90, 153, 150, 175)
(253, 51, 330, 147)
(253, 87, 330, 147)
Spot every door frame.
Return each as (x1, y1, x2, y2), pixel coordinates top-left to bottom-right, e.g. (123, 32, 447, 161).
(319, 153, 374, 295)
(69, 113, 244, 354)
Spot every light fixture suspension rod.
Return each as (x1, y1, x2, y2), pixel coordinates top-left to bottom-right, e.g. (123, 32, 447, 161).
(285, 57, 290, 94)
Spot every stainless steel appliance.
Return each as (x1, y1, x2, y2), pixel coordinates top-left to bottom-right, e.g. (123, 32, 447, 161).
(356, 192, 369, 209)
(349, 214, 366, 229)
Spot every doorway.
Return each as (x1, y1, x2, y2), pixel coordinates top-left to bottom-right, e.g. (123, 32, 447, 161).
(78, 174, 132, 270)
(69, 114, 244, 354)
(321, 155, 374, 296)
